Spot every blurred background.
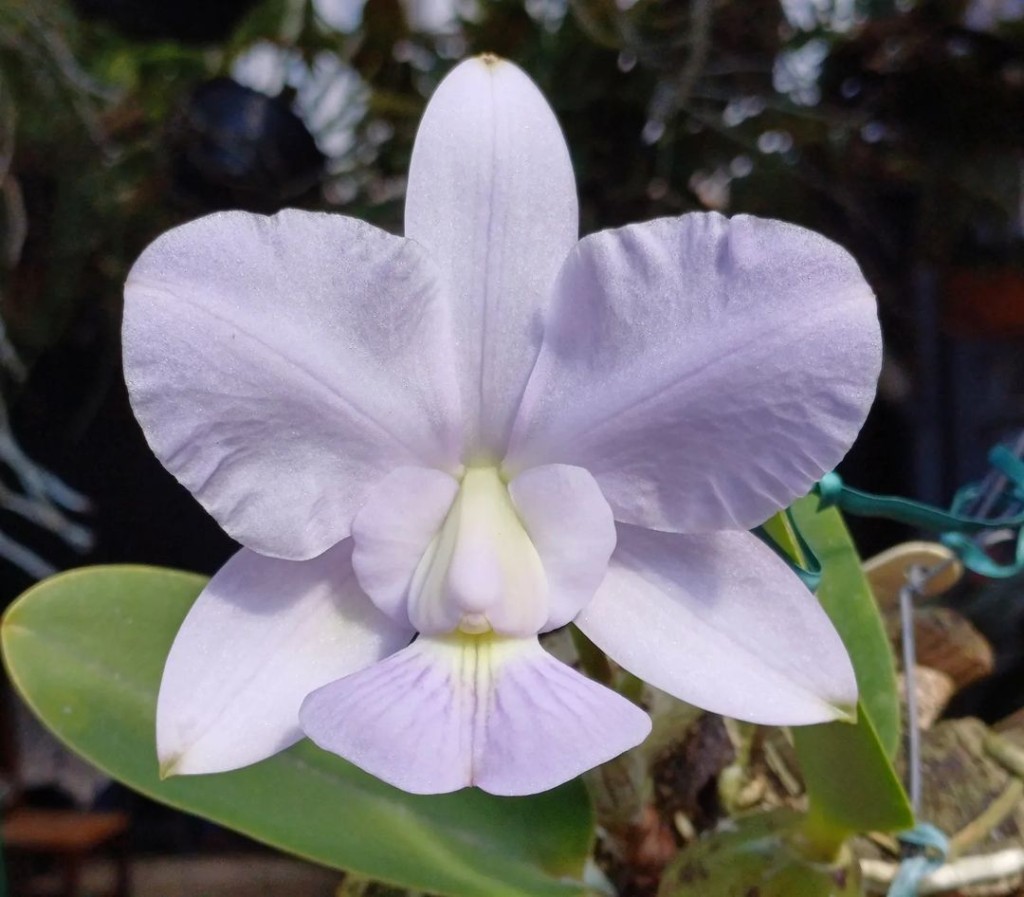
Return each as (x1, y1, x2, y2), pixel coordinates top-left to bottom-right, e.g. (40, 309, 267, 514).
(0, 0, 1022, 893)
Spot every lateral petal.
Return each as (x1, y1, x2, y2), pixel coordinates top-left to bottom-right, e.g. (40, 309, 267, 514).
(350, 466, 460, 627)
(299, 634, 650, 795)
(124, 210, 462, 560)
(508, 213, 881, 533)
(507, 464, 617, 632)
(405, 56, 578, 457)
(157, 541, 412, 776)
(576, 526, 857, 725)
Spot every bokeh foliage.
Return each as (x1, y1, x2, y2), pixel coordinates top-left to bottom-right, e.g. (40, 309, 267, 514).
(2, 0, 1022, 378)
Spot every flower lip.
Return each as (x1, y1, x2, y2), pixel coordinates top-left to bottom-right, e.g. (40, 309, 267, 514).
(299, 631, 652, 795)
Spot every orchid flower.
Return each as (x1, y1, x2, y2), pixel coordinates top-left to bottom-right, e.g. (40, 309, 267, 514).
(123, 55, 881, 796)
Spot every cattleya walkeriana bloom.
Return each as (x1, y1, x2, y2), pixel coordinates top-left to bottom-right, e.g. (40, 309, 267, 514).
(123, 55, 881, 796)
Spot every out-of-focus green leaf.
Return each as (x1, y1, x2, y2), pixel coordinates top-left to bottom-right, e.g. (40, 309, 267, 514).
(657, 810, 861, 897)
(2, 566, 594, 897)
(792, 706, 911, 843)
(766, 501, 912, 846)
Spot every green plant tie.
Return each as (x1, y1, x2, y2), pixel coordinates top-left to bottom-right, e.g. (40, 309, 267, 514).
(758, 439, 1024, 589)
(812, 442, 1024, 579)
(886, 824, 949, 897)
(753, 508, 823, 592)
(939, 529, 1024, 579)
(815, 462, 1024, 536)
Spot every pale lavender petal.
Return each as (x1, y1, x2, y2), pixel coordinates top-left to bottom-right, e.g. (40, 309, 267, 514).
(575, 526, 857, 724)
(157, 541, 412, 776)
(472, 639, 650, 795)
(300, 635, 650, 795)
(350, 466, 459, 626)
(507, 464, 616, 631)
(124, 210, 461, 561)
(508, 213, 881, 533)
(405, 56, 578, 457)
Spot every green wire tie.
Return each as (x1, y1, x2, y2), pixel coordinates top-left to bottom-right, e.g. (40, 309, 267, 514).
(753, 508, 823, 592)
(757, 442, 1024, 592)
(812, 443, 1024, 579)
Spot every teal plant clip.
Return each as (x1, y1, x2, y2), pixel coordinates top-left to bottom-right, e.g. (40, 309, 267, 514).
(757, 436, 1024, 591)
(813, 438, 1024, 579)
(886, 824, 949, 897)
(753, 509, 823, 592)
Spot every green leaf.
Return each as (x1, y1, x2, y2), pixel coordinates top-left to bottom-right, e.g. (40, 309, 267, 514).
(790, 498, 900, 757)
(657, 810, 861, 897)
(768, 500, 913, 844)
(792, 704, 912, 844)
(1, 565, 594, 897)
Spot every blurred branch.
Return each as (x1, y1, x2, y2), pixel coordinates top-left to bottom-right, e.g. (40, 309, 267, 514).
(674, 0, 713, 107)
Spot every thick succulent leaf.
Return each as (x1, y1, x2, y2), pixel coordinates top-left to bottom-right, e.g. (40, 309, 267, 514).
(766, 501, 912, 839)
(1, 566, 594, 897)
(792, 708, 912, 841)
(789, 497, 900, 756)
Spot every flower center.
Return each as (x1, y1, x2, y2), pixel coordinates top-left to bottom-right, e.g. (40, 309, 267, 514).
(408, 467, 548, 637)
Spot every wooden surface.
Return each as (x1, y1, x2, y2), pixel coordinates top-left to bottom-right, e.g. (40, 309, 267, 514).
(3, 807, 128, 851)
